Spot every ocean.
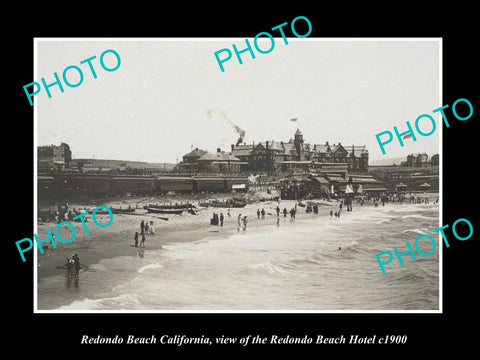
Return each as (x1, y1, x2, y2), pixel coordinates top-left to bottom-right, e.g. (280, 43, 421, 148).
(37, 201, 440, 311)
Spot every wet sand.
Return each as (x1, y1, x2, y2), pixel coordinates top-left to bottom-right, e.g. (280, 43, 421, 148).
(36, 193, 437, 282)
(36, 198, 336, 281)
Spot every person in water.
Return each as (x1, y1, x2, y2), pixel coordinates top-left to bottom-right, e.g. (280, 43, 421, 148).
(72, 252, 81, 278)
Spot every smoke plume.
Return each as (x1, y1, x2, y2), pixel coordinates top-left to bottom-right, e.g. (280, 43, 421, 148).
(205, 109, 245, 147)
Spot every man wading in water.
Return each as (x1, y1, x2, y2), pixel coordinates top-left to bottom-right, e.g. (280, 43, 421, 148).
(72, 252, 81, 278)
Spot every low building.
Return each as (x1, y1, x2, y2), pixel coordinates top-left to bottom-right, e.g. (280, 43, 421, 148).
(197, 149, 241, 173)
(176, 148, 207, 172)
(406, 153, 430, 167)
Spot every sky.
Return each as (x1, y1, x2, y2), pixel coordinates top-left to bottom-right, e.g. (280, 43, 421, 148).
(36, 38, 441, 164)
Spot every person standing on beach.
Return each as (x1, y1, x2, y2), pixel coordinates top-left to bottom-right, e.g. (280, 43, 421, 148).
(276, 206, 280, 217)
(238, 214, 242, 227)
(220, 213, 224, 226)
(283, 208, 287, 218)
(257, 209, 260, 219)
(145, 221, 150, 234)
(134, 232, 139, 247)
(140, 234, 146, 248)
(243, 216, 248, 230)
(140, 220, 145, 235)
(261, 208, 265, 219)
(149, 221, 155, 235)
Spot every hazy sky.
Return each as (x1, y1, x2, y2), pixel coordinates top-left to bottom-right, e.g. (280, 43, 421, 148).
(36, 38, 441, 164)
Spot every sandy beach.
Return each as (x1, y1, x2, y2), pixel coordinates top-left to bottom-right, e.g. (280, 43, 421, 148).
(35, 191, 440, 311)
(36, 196, 338, 281)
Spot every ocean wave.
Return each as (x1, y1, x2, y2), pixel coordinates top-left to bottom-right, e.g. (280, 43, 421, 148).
(54, 293, 142, 311)
(376, 218, 391, 224)
(138, 263, 163, 273)
(402, 228, 431, 235)
(248, 261, 307, 278)
(401, 214, 438, 220)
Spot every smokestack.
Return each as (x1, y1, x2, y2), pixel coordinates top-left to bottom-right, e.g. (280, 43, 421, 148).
(231, 144, 234, 152)
(217, 148, 221, 153)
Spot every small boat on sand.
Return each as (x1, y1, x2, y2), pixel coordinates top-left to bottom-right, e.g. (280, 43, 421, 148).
(145, 207, 184, 215)
(143, 203, 195, 210)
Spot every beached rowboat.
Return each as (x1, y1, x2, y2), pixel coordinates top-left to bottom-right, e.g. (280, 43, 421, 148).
(143, 203, 195, 210)
(145, 207, 184, 215)
(198, 199, 246, 208)
(94, 206, 136, 214)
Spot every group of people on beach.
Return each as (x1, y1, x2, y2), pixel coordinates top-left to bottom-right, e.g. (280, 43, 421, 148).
(257, 206, 298, 220)
(210, 212, 225, 226)
(134, 220, 155, 248)
(62, 252, 81, 278)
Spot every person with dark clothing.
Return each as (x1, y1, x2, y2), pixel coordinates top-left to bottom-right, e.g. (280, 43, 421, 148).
(72, 252, 81, 279)
(257, 209, 261, 219)
(261, 208, 265, 219)
(134, 232, 139, 247)
(220, 213, 224, 226)
(276, 206, 280, 217)
(140, 234, 146, 248)
(140, 220, 145, 235)
(283, 208, 287, 218)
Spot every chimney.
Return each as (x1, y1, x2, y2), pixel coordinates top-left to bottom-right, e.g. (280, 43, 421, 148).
(266, 141, 269, 149)
(326, 141, 329, 146)
(217, 148, 221, 153)
(231, 144, 234, 152)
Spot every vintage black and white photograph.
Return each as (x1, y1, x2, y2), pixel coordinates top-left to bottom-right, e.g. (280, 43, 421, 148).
(34, 38, 441, 312)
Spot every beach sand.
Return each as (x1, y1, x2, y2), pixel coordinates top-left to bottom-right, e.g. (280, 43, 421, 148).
(36, 192, 437, 282)
(36, 197, 337, 281)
